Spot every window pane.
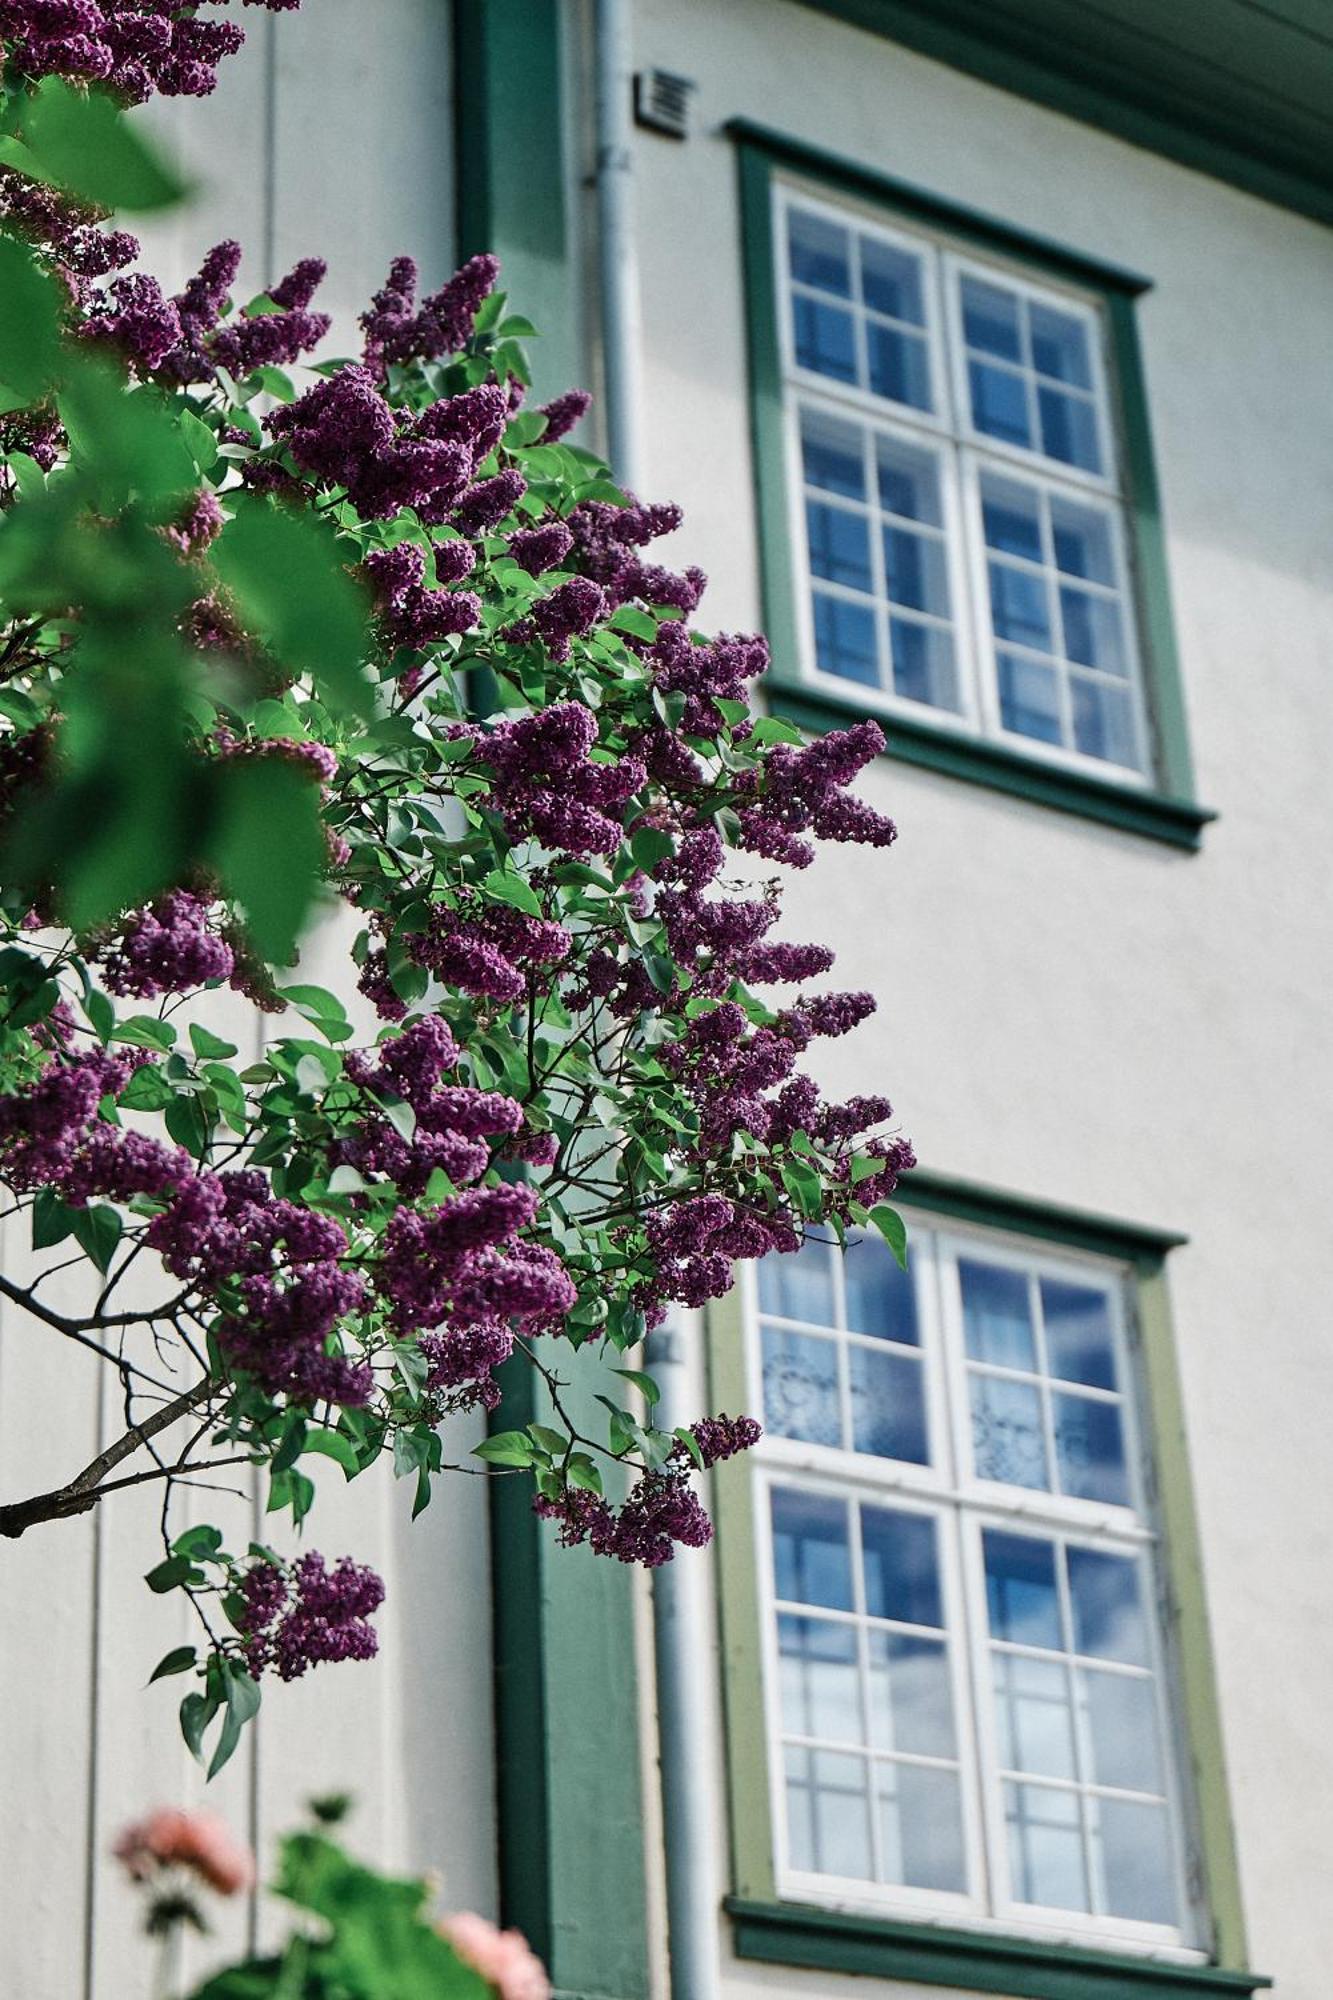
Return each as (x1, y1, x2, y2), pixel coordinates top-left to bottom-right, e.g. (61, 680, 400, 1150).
(1029, 302, 1092, 388)
(808, 500, 873, 592)
(850, 1345, 929, 1464)
(778, 1613, 860, 1742)
(788, 208, 852, 295)
(866, 322, 931, 410)
(759, 1237, 836, 1323)
(1006, 1780, 1090, 1911)
(984, 1531, 1062, 1650)
(1037, 384, 1101, 472)
(1080, 1667, 1162, 1793)
(878, 1761, 967, 1892)
(762, 1326, 840, 1448)
(971, 1373, 1049, 1489)
(959, 1260, 1035, 1369)
(843, 1232, 919, 1344)
(961, 275, 1022, 361)
(802, 409, 865, 498)
(1067, 1548, 1148, 1666)
(890, 618, 958, 711)
(785, 1745, 873, 1878)
(794, 293, 857, 382)
(981, 475, 1042, 561)
(1040, 1279, 1118, 1390)
(814, 591, 879, 686)
(1060, 586, 1125, 675)
(1051, 496, 1114, 583)
(970, 359, 1031, 446)
(1053, 1393, 1130, 1505)
(868, 1633, 955, 1757)
(998, 651, 1062, 745)
(884, 526, 949, 614)
(861, 1505, 942, 1628)
(860, 235, 924, 322)
(993, 1653, 1077, 1780)
(1072, 675, 1138, 769)
(772, 1488, 854, 1610)
(1095, 1797, 1178, 1925)
(989, 561, 1053, 652)
(877, 436, 942, 524)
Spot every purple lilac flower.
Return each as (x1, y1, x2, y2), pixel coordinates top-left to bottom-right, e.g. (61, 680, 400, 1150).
(239, 1552, 384, 1682)
(99, 890, 234, 998)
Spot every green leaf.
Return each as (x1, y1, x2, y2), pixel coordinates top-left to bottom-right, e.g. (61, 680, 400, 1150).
(210, 495, 372, 718)
(148, 1646, 198, 1685)
(303, 1429, 360, 1477)
(210, 755, 327, 963)
(180, 1689, 219, 1762)
(473, 1431, 539, 1468)
(0, 237, 63, 402)
(190, 1023, 238, 1060)
(608, 605, 659, 642)
(526, 1424, 567, 1458)
(481, 868, 543, 917)
(208, 1665, 261, 1779)
(565, 1454, 604, 1495)
(24, 77, 186, 211)
(178, 406, 218, 470)
(145, 1555, 194, 1594)
(610, 1366, 661, 1407)
(868, 1203, 909, 1271)
(71, 1203, 121, 1274)
(113, 1015, 177, 1051)
(31, 1187, 75, 1251)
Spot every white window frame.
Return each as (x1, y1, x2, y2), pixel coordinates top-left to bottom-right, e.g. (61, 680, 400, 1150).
(743, 1214, 1206, 1960)
(774, 177, 1156, 788)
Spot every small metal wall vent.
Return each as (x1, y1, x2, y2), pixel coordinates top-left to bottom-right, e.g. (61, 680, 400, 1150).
(634, 68, 695, 140)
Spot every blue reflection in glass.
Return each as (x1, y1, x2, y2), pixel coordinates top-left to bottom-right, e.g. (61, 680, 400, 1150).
(794, 294, 856, 382)
(1060, 587, 1124, 675)
(1098, 1798, 1177, 1924)
(971, 1373, 1049, 1490)
(982, 478, 1042, 560)
(861, 1505, 941, 1627)
(1037, 386, 1100, 472)
(1072, 677, 1136, 768)
(861, 236, 924, 322)
(807, 502, 872, 593)
(814, 593, 879, 686)
(984, 1531, 1062, 1650)
(802, 413, 864, 498)
(884, 527, 947, 615)
(762, 1326, 840, 1448)
(1054, 1394, 1129, 1505)
(970, 361, 1031, 446)
(989, 562, 1053, 652)
(1029, 303, 1092, 387)
(962, 276, 1022, 360)
(1041, 1280, 1117, 1389)
(850, 1346, 929, 1465)
(998, 652, 1062, 745)
(959, 1260, 1035, 1369)
(772, 1487, 854, 1610)
(1051, 499, 1113, 582)
(877, 439, 941, 524)
(1067, 1547, 1147, 1665)
(844, 1232, 919, 1344)
(867, 323, 931, 410)
(758, 1237, 836, 1323)
(789, 209, 852, 295)
(891, 620, 956, 711)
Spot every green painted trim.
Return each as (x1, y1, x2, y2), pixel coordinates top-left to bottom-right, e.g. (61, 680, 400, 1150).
(731, 136, 1212, 849)
(785, 0, 1333, 231)
(897, 1167, 1188, 1267)
(726, 1900, 1272, 1999)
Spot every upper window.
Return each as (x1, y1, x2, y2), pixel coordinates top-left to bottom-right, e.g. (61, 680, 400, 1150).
(779, 184, 1152, 782)
(747, 1220, 1201, 1952)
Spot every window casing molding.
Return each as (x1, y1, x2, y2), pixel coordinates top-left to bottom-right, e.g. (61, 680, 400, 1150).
(731, 123, 1216, 850)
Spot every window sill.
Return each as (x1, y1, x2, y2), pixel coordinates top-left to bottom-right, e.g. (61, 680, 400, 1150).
(766, 683, 1217, 851)
(725, 1899, 1271, 1999)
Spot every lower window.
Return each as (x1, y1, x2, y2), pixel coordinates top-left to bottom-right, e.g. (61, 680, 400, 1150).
(749, 1218, 1198, 1950)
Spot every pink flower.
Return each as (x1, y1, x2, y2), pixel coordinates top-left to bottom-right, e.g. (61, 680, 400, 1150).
(438, 1911, 551, 2000)
(113, 1808, 255, 1896)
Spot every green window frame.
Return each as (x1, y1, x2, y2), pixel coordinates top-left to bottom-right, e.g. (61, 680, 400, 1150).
(731, 122, 1216, 851)
(707, 1170, 1266, 2000)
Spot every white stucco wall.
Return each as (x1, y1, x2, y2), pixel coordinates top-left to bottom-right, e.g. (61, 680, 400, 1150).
(622, 4, 1333, 1997)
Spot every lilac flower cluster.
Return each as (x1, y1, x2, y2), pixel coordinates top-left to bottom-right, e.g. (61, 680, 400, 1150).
(237, 1551, 383, 1682)
(0, 1047, 139, 1189)
(736, 719, 899, 868)
(683, 1413, 763, 1467)
(358, 252, 500, 377)
(565, 495, 707, 617)
(643, 620, 771, 735)
(360, 896, 570, 1018)
(83, 238, 330, 384)
(472, 700, 645, 856)
(0, 168, 139, 294)
(363, 539, 480, 651)
(536, 1465, 713, 1569)
(98, 888, 234, 998)
(378, 1180, 575, 1338)
(0, 0, 298, 104)
(340, 1014, 524, 1199)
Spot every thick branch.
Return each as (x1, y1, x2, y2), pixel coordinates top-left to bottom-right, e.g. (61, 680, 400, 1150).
(0, 1379, 215, 1538)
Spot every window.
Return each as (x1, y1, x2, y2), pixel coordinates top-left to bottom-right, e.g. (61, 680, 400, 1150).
(780, 184, 1155, 783)
(747, 1220, 1200, 1952)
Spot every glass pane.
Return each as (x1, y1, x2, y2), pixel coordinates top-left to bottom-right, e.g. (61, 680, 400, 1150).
(877, 436, 942, 524)
(771, 1488, 854, 1610)
(785, 1745, 873, 1879)
(989, 561, 1053, 652)
(981, 474, 1042, 561)
(1080, 1667, 1162, 1793)
(1051, 496, 1114, 583)
(1053, 1392, 1130, 1505)
(970, 359, 1032, 446)
(788, 207, 852, 295)
(762, 1326, 841, 1448)
(849, 1344, 929, 1464)
(861, 1505, 942, 1628)
(1006, 1780, 1089, 1911)
(794, 293, 857, 382)
(971, 1373, 1049, 1489)
(843, 1231, 919, 1344)
(1096, 1797, 1177, 1925)
(1072, 675, 1138, 769)
(759, 1237, 836, 1323)
(1060, 586, 1125, 675)
(884, 526, 949, 614)
(860, 235, 924, 322)
(1037, 385, 1101, 472)
(984, 1531, 1062, 1650)
(807, 501, 873, 592)
(961, 275, 1022, 361)
(993, 1652, 1076, 1780)
(959, 1260, 1035, 1369)
(1029, 302, 1092, 387)
(868, 1633, 955, 1757)
(778, 1613, 860, 1743)
(878, 1761, 967, 1892)
(814, 592, 879, 686)
(998, 651, 1063, 746)
(1067, 1547, 1148, 1666)
(802, 409, 865, 498)
(866, 322, 931, 410)
(1040, 1279, 1117, 1390)
(890, 618, 958, 711)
